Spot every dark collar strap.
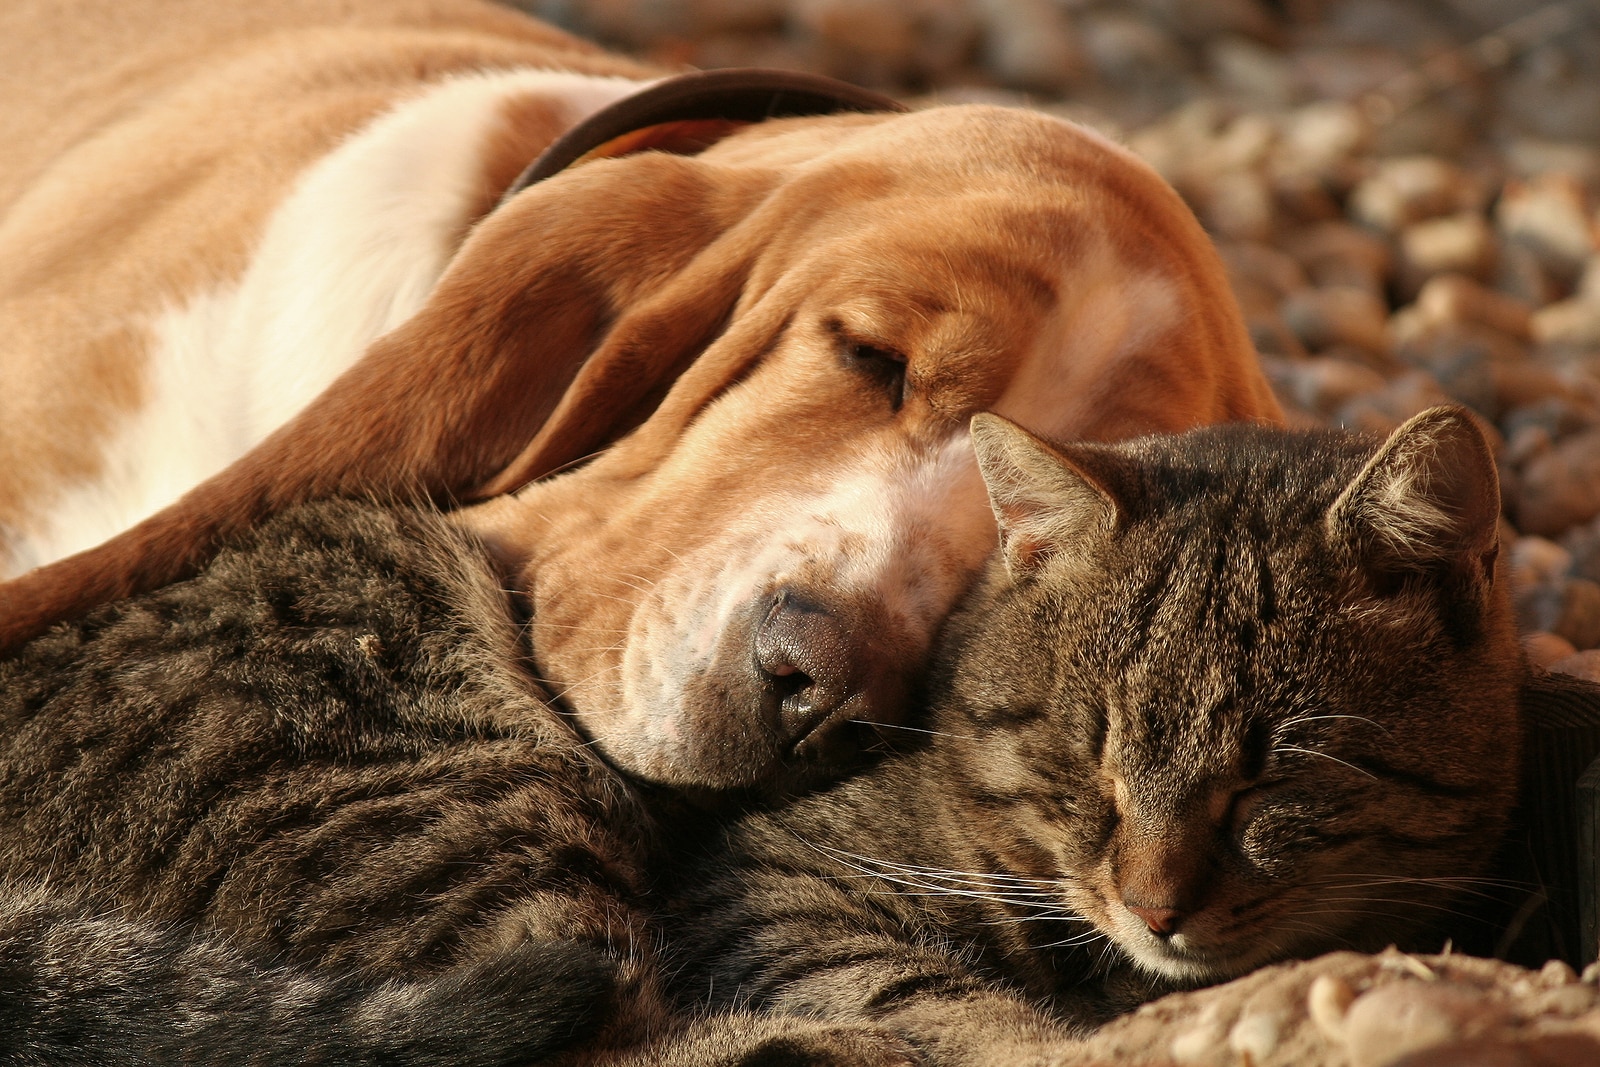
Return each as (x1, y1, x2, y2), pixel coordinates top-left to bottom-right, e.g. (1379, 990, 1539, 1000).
(503, 67, 907, 199)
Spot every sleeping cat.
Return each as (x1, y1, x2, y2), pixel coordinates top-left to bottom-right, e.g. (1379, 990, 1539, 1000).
(0, 406, 1525, 1065)
(653, 405, 1525, 1062)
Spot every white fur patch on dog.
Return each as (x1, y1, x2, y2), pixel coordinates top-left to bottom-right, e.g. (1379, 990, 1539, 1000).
(10, 70, 644, 573)
(624, 430, 995, 729)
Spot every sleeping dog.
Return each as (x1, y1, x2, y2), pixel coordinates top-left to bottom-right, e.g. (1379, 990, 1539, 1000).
(0, 0, 1281, 792)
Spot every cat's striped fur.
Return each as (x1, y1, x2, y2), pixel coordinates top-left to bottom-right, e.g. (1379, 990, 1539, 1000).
(0, 407, 1525, 1065)
(657, 408, 1524, 1056)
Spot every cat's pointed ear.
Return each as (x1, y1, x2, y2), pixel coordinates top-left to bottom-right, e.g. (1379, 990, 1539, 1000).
(970, 414, 1120, 580)
(1327, 405, 1502, 590)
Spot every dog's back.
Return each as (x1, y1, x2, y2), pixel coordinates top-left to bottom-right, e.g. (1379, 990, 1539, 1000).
(0, 0, 601, 210)
(0, 0, 653, 574)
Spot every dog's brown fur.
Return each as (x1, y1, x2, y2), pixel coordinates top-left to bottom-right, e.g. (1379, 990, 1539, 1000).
(0, 0, 1281, 790)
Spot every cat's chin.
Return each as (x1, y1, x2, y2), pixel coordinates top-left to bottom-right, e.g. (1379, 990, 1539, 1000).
(1114, 932, 1278, 984)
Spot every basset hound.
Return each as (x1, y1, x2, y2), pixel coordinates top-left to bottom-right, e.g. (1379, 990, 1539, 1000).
(0, 0, 1281, 793)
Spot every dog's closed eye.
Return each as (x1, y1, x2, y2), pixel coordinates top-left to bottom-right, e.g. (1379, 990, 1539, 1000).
(831, 322, 908, 411)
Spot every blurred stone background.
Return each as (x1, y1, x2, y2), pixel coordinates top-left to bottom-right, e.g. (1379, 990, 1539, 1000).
(517, 0, 1600, 678)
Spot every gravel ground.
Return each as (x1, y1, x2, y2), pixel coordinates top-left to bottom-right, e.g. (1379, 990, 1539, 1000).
(521, 0, 1600, 684)
(512, 3, 1600, 1061)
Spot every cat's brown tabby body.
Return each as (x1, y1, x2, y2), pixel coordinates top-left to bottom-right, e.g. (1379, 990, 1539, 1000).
(661, 406, 1522, 1062)
(0, 407, 1523, 1065)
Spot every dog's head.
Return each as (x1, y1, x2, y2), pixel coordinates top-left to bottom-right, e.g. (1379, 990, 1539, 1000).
(459, 102, 1279, 793)
(0, 85, 1278, 795)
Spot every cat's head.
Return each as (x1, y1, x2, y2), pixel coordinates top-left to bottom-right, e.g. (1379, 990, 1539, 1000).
(940, 406, 1522, 983)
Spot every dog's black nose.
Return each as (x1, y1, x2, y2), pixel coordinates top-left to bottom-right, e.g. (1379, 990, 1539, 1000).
(754, 587, 855, 745)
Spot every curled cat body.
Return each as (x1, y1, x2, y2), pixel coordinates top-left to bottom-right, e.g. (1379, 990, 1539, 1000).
(0, 406, 1523, 1066)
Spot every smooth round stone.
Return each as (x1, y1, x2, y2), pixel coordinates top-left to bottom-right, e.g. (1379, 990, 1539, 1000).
(978, 0, 1086, 92)
(1279, 356, 1388, 416)
(1248, 310, 1309, 360)
(1207, 35, 1295, 109)
(792, 0, 976, 80)
(1524, 631, 1579, 668)
(1162, 0, 1280, 43)
(1518, 428, 1600, 536)
(1562, 518, 1600, 585)
(1579, 255, 1600, 304)
(1506, 139, 1600, 189)
(1550, 649, 1600, 683)
(1195, 168, 1277, 242)
(1532, 298, 1600, 349)
(1511, 536, 1574, 589)
(1393, 318, 1528, 372)
(1505, 424, 1555, 468)
(1078, 10, 1188, 89)
(1415, 274, 1533, 340)
(1500, 397, 1597, 446)
(1496, 242, 1566, 309)
(1283, 221, 1392, 297)
(1281, 286, 1392, 360)
(1500, 65, 1600, 165)
(1399, 212, 1498, 291)
(1335, 370, 1453, 436)
(1517, 577, 1600, 651)
(1277, 100, 1372, 180)
(1493, 362, 1590, 416)
(1348, 156, 1481, 234)
(1496, 172, 1597, 284)
(1394, 339, 1496, 417)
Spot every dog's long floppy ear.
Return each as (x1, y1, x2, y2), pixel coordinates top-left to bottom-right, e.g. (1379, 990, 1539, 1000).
(0, 71, 904, 654)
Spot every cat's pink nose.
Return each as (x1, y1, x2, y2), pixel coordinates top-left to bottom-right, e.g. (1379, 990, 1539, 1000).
(1126, 903, 1183, 936)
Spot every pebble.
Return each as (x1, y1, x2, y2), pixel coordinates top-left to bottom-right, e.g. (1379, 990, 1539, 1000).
(1227, 1009, 1284, 1061)
(1194, 168, 1276, 243)
(1492, 363, 1584, 416)
(1415, 275, 1533, 340)
(1335, 370, 1453, 436)
(1496, 173, 1597, 285)
(1398, 212, 1498, 294)
(1500, 397, 1595, 446)
(1307, 973, 1355, 1039)
(1497, 242, 1567, 309)
(975, 0, 1085, 93)
(1551, 649, 1600, 683)
(1394, 316, 1527, 372)
(1348, 156, 1481, 234)
(1284, 222, 1392, 298)
(1563, 518, 1600, 584)
(1518, 429, 1600, 537)
(1511, 536, 1574, 589)
(1275, 356, 1388, 416)
(1276, 101, 1370, 183)
(1516, 577, 1600, 651)
(790, 0, 976, 84)
(1524, 631, 1578, 669)
(1341, 981, 1479, 1067)
(1280, 287, 1391, 361)
(1532, 298, 1600, 349)
(1220, 241, 1307, 305)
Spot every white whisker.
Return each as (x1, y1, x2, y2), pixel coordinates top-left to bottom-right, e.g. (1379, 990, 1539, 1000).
(847, 720, 982, 742)
(1270, 745, 1376, 780)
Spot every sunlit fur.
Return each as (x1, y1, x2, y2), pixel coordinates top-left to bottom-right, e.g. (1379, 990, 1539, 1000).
(664, 409, 1526, 1044)
(0, 0, 1282, 798)
(0, 413, 1529, 1063)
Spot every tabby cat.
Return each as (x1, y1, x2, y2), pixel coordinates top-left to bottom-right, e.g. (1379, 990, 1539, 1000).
(0, 406, 1524, 1065)
(653, 405, 1525, 1062)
